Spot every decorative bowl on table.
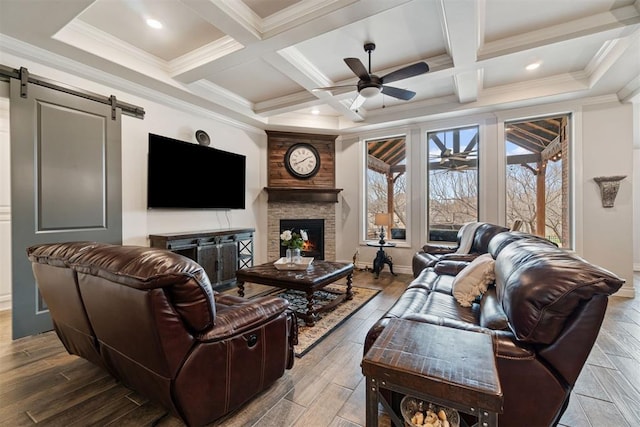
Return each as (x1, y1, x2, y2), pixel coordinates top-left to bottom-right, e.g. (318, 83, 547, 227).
(273, 257, 314, 270)
(400, 396, 460, 427)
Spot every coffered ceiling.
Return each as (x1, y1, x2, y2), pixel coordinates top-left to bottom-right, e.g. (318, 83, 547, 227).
(1, 0, 639, 133)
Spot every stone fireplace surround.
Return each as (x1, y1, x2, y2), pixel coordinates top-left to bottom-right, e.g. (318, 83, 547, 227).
(267, 202, 336, 261)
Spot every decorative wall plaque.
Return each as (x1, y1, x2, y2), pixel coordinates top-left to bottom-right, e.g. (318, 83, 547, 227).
(593, 175, 626, 208)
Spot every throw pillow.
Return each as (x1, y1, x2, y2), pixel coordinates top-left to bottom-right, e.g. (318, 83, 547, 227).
(452, 253, 495, 307)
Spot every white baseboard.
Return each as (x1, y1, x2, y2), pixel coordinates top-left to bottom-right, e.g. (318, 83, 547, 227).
(615, 284, 636, 298)
(351, 262, 412, 277)
(0, 294, 11, 312)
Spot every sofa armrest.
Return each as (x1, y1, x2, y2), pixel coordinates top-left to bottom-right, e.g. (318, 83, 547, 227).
(480, 287, 509, 330)
(433, 260, 469, 276)
(199, 295, 290, 341)
(438, 253, 481, 263)
(422, 243, 457, 255)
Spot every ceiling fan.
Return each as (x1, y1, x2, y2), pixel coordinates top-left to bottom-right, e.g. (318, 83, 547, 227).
(314, 42, 429, 110)
(430, 148, 478, 164)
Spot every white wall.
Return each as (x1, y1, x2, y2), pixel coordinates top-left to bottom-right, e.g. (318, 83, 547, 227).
(633, 102, 640, 272)
(120, 102, 268, 255)
(0, 51, 270, 315)
(337, 98, 636, 295)
(580, 102, 634, 292)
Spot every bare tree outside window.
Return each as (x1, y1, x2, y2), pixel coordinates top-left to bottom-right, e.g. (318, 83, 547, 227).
(505, 115, 571, 247)
(427, 126, 479, 242)
(366, 136, 407, 241)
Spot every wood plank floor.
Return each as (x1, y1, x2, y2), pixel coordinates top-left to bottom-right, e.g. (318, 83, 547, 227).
(1, 271, 638, 426)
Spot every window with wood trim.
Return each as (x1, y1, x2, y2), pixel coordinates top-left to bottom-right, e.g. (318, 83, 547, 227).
(427, 126, 479, 242)
(366, 135, 407, 242)
(505, 114, 571, 248)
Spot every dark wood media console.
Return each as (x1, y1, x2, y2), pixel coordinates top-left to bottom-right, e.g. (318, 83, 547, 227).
(149, 228, 254, 291)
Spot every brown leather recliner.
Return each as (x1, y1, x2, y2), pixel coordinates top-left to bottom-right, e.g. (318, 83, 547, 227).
(27, 242, 297, 427)
(412, 222, 509, 277)
(367, 231, 624, 427)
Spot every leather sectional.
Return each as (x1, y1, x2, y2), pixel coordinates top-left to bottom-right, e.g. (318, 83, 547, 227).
(365, 229, 625, 426)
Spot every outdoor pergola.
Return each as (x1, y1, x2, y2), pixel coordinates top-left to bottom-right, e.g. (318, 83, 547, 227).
(367, 136, 406, 227)
(367, 116, 568, 239)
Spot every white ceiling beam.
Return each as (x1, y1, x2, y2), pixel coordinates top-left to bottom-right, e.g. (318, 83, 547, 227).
(171, 0, 412, 82)
(439, 0, 481, 103)
(478, 5, 640, 61)
(180, 0, 262, 45)
(585, 35, 634, 89)
(454, 71, 480, 104)
(260, 47, 364, 121)
(619, 75, 640, 103)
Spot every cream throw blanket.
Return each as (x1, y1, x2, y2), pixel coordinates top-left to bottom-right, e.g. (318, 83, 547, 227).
(455, 222, 483, 254)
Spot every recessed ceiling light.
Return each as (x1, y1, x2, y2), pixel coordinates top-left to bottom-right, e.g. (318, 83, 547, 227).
(526, 62, 541, 71)
(146, 18, 163, 29)
(311, 108, 320, 115)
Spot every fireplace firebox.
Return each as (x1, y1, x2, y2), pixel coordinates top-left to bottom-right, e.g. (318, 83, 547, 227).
(280, 219, 324, 260)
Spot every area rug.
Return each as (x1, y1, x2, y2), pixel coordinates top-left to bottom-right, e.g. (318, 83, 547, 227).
(272, 284, 380, 357)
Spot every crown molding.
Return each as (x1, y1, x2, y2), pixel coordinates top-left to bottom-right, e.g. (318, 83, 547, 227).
(168, 36, 243, 77)
(214, 0, 262, 40)
(0, 35, 265, 134)
(53, 20, 168, 74)
(261, 0, 357, 36)
(618, 75, 640, 103)
(277, 46, 333, 89)
(478, 5, 640, 61)
(188, 80, 255, 114)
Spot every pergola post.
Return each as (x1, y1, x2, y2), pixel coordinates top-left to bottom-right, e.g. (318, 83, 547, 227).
(387, 172, 394, 224)
(535, 161, 546, 237)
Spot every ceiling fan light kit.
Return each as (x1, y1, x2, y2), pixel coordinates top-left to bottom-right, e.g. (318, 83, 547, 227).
(359, 80, 382, 98)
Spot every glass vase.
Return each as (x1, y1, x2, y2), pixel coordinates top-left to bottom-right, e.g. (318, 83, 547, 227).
(286, 248, 301, 264)
(292, 248, 302, 263)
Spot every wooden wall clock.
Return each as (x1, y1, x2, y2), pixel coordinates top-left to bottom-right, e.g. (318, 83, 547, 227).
(284, 143, 321, 179)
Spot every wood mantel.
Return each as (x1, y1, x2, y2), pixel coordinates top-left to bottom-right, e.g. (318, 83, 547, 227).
(264, 187, 343, 203)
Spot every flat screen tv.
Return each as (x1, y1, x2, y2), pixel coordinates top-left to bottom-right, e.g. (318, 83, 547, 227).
(147, 133, 246, 209)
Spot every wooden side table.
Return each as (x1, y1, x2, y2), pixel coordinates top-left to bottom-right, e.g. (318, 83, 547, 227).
(362, 318, 503, 427)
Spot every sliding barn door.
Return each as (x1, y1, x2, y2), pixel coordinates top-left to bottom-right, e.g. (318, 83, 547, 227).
(10, 79, 122, 339)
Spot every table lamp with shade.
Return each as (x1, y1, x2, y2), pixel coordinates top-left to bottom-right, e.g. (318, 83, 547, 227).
(374, 213, 390, 245)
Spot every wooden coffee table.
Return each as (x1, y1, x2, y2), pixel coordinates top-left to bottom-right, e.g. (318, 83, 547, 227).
(236, 260, 354, 326)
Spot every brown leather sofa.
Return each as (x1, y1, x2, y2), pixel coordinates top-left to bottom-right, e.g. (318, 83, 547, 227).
(412, 222, 509, 277)
(27, 242, 297, 427)
(366, 231, 624, 427)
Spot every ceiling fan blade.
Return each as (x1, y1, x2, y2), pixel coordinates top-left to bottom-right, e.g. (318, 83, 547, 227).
(381, 62, 429, 84)
(381, 86, 416, 100)
(350, 94, 366, 110)
(344, 58, 370, 81)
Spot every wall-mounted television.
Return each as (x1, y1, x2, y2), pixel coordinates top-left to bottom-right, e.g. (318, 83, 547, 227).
(147, 133, 246, 209)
